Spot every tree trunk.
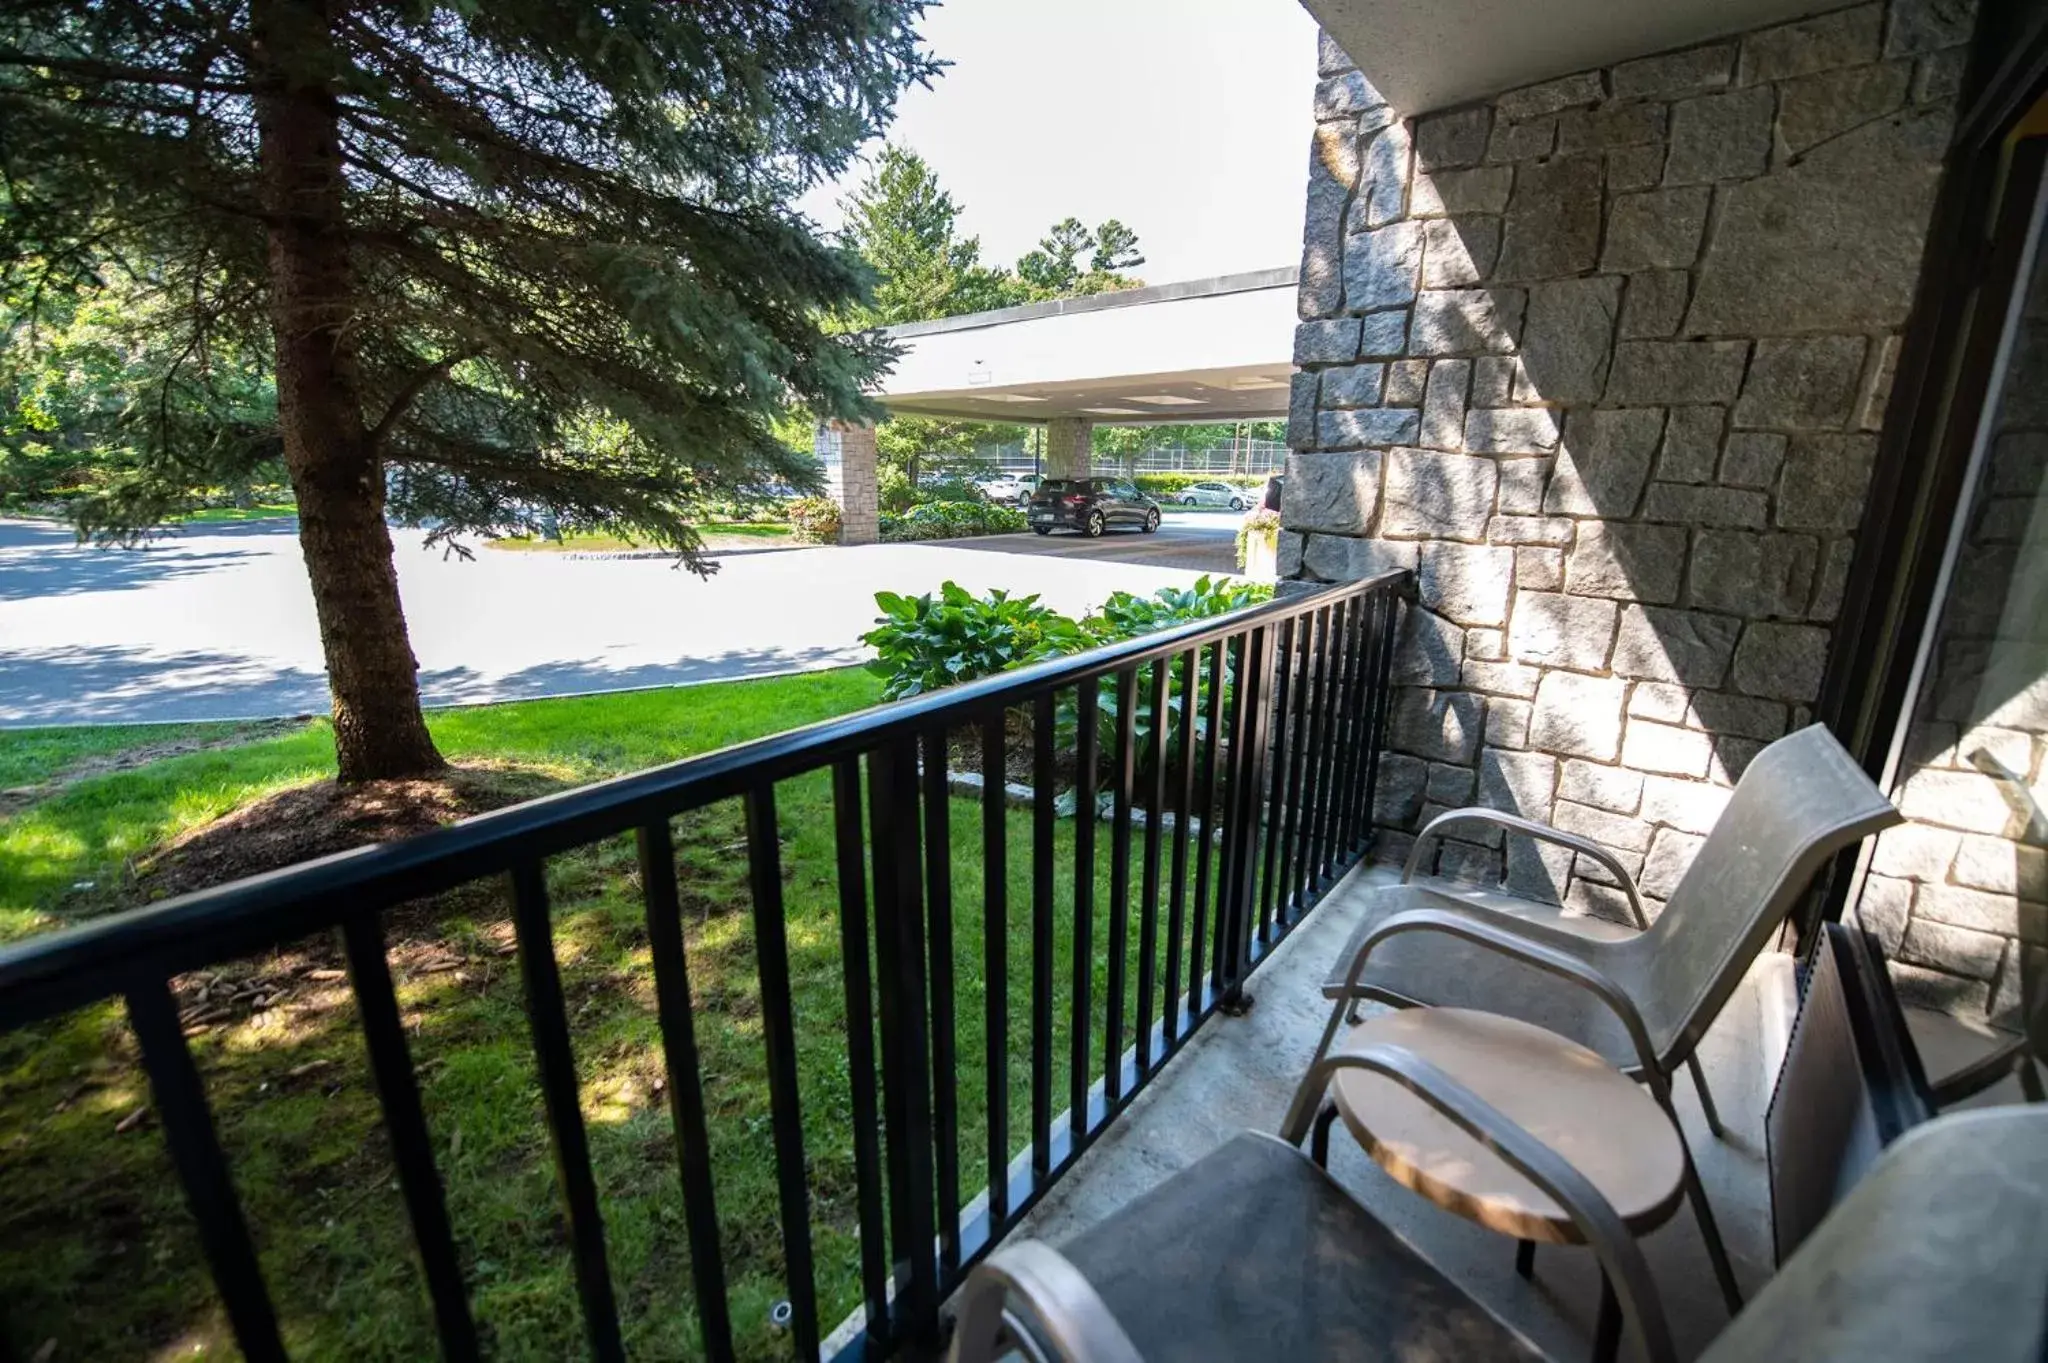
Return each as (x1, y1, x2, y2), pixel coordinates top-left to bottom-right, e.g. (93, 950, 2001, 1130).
(253, 0, 444, 782)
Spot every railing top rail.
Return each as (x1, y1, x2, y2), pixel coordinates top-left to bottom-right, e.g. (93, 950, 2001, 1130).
(0, 571, 1410, 1031)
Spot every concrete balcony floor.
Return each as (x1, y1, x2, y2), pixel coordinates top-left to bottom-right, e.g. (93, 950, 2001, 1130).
(1009, 863, 1788, 1362)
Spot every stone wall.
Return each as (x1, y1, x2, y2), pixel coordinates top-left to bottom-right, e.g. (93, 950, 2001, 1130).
(817, 421, 880, 545)
(1045, 417, 1093, 480)
(1860, 252, 2048, 1026)
(1288, 2, 1974, 930)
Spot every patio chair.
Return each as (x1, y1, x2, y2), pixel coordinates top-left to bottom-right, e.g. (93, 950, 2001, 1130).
(1295, 723, 1899, 1307)
(947, 1098, 2048, 1363)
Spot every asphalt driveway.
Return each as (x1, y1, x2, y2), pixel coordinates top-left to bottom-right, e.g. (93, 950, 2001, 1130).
(934, 509, 1241, 574)
(0, 516, 1224, 725)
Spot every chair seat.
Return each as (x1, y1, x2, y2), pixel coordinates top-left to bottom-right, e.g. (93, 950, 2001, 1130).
(1330, 1008, 1686, 1244)
(1059, 1132, 1546, 1362)
(1321, 882, 1652, 1071)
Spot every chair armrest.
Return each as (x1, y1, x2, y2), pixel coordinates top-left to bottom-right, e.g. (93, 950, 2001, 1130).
(1280, 1043, 1678, 1363)
(1406, 806, 1650, 929)
(948, 1239, 1144, 1363)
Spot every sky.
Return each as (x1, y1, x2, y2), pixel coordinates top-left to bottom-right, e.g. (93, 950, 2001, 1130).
(798, 0, 1321, 287)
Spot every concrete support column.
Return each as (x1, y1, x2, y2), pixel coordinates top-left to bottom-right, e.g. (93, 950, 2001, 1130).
(816, 419, 879, 545)
(1044, 417, 1093, 480)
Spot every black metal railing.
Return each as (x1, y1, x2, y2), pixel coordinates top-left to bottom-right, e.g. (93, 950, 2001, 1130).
(0, 569, 1409, 1363)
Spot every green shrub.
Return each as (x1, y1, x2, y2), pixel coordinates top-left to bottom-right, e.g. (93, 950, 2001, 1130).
(1130, 472, 1266, 499)
(1236, 508, 1281, 570)
(787, 496, 841, 543)
(861, 583, 1089, 699)
(878, 500, 1024, 542)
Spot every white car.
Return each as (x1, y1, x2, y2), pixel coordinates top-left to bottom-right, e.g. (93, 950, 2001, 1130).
(977, 473, 1036, 504)
(1176, 480, 1251, 511)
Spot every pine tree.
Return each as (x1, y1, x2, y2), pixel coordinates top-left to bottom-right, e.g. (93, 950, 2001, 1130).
(0, 0, 935, 780)
(838, 145, 1019, 325)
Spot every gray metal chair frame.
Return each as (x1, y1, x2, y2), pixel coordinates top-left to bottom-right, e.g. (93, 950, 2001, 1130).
(1295, 723, 1904, 1315)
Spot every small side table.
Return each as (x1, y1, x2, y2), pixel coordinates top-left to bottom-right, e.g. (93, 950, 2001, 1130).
(1313, 1007, 1685, 1363)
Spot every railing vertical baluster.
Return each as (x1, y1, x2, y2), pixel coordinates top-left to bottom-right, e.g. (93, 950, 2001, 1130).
(1361, 589, 1400, 857)
(867, 744, 941, 1350)
(1310, 605, 1347, 891)
(1192, 639, 1227, 1005)
(1276, 609, 1316, 922)
(1137, 658, 1168, 1073)
(821, 767, 889, 1351)
(1336, 594, 1377, 864)
(1164, 649, 1198, 1044)
(1105, 667, 1136, 1102)
(1071, 680, 1099, 1142)
(124, 980, 286, 1363)
(1319, 597, 1362, 887)
(918, 732, 962, 1275)
(1214, 629, 1265, 1002)
(1293, 607, 1334, 908)
(1226, 627, 1274, 987)
(979, 714, 1011, 1230)
(1030, 694, 1056, 1183)
(1257, 617, 1299, 941)
(509, 860, 625, 1363)
(341, 913, 481, 1362)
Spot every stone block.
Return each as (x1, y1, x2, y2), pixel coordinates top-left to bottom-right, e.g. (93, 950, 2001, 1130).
(1606, 143, 1666, 193)
(1300, 159, 1349, 320)
(1544, 408, 1665, 516)
(1495, 456, 1549, 514)
(1901, 919, 2007, 980)
(1497, 154, 1604, 280)
(1294, 319, 1361, 365)
(1467, 627, 1507, 661)
(1284, 451, 1381, 534)
(1510, 591, 1618, 670)
(1602, 188, 1712, 271)
(1390, 600, 1462, 684)
(1558, 103, 1668, 152)
(1917, 882, 2020, 935)
(1855, 874, 1913, 955)
(1640, 772, 1733, 834)
(1886, 0, 1979, 57)
(1374, 752, 1429, 826)
(1464, 658, 1542, 698)
(1420, 541, 1515, 626)
(1666, 87, 1774, 184)
(1952, 834, 2042, 898)
(1421, 359, 1470, 450)
(1641, 827, 1707, 899)
(1613, 604, 1742, 685)
(1629, 682, 1692, 723)
(1621, 271, 1691, 340)
(1487, 515, 1576, 545)
(1411, 165, 1515, 217)
(1498, 71, 1605, 120)
(1719, 432, 1788, 489)
(1560, 758, 1645, 814)
(1303, 533, 1420, 585)
(1464, 406, 1561, 454)
(1740, 4, 1884, 83)
(1735, 336, 1868, 430)
(1730, 620, 1831, 700)
(1856, 337, 1899, 431)
(1480, 746, 1559, 819)
(1414, 105, 1492, 168)
(1623, 718, 1715, 777)
(1352, 122, 1414, 230)
(1277, 528, 1306, 577)
(1421, 218, 1500, 287)
(1314, 70, 1379, 120)
(1604, 341, 1750, 406)
(1553, 797, 1652, 851)
(1872, 823, 1963, 881)
(1897, 769, 2019, 837)
(1777, 61, 1912, 156)
(1518, 276, 1622, 404)
(1656, 406, 1726, 484)
(1360, 309, 1412, 358)
(1778, 433, 1878, 531)
(1385, 358, 1430, 405)
(1529, 671, 1629, 763)
(1611, 42, 1737, 98)
(1888, 960, 1991, 1015)
(1390, 687, 1485, 763)
(1915, 47, 1966, 104)
(1564, 520, 1687, 603)
(1487, 116, 1556, 163)
(1427, 760, 1477, 804)
(1344, 220, 1425, 312)
(1410, 287, 1525, 354)
(1380, 448, 1498, 541)
(1686, 109, 1950, 334)
(1689, 530, 1816, 616)
(1318, 29, 1356, 76)
(1319, 363, 1385, 409)
(1515, 546, 1565, 592)
(1471, 355, 1518, 407)
(1808, 536, 1854, 622)
(1640, 482, 1769, 528)
(1488, 697, 1534, 748)
(1318, 408, 1421, 450)
(1287, 372, 1319, 450)
(1687, 689, 1789, 741)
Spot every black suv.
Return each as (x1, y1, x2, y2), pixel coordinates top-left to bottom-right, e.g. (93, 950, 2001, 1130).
(1026, 478, 1162, 537)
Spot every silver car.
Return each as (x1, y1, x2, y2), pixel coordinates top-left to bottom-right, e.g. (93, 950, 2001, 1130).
(1176, 480, 1251, 511)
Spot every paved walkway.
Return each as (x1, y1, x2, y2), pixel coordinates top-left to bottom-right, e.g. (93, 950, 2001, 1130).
(0, 516, 1231, 725)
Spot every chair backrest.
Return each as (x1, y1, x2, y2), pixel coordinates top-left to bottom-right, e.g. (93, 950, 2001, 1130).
(1700, 1105, 2048, 1363)
(1621, 724, 1901, 1063)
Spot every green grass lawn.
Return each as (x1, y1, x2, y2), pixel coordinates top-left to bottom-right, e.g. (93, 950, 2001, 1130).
(0, 670, 1225, 1361)
(172, 503, 299, 524)
(488, 522, 795, 555)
